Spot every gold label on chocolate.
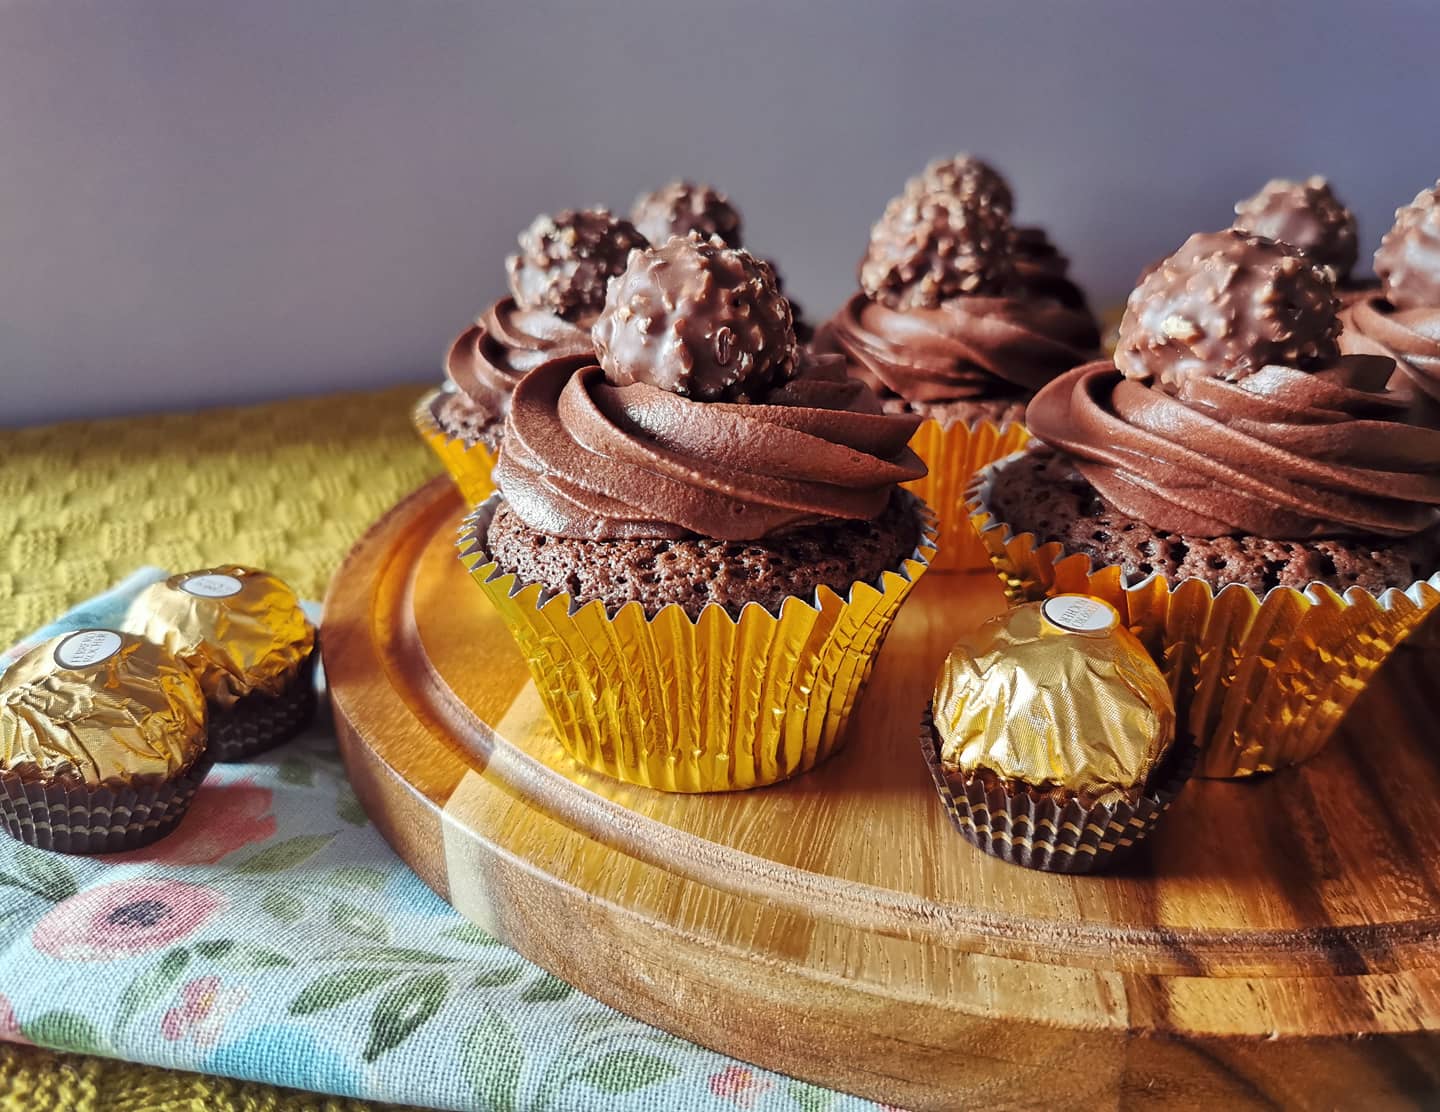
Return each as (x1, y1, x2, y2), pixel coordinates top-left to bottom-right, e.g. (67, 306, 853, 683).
(178, 573, 244, 599)
(1041, 594, 1119, 635)
(53, 629, 123, 669)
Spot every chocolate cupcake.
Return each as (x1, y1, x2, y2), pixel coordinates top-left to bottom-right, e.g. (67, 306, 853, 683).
(1, 631, 208, 853)
(1339, 181, 1440, 413)
(630, 180, 814, 341)
(458, 235, 934, 792)
(818, 161, 1099, 569)
(417, 208, 648, 504)
(920, 596, 1188, 873)
(969, 229, 1440, 777)
(123, 567, 317, 761)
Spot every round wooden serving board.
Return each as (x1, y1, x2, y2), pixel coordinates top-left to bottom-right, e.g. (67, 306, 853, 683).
(325, 477, 1440, 1111)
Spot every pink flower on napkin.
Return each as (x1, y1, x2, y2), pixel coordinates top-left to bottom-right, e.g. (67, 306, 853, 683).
(0, 996, 30, 1045)
(160, 975, 248, 1048)
(709, 1065, 772, 1108)
(32, 879, 224, 961)
(104, 778, 275, 866)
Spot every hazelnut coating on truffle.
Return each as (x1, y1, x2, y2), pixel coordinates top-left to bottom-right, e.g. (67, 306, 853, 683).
(592, 236, 798, 402)
(859, 188, 1016, 310)
(1231, 176, 1358, 279)
(631, 181, 742, 249)
(1115, 230, 1340, 391)
(904, 154, 1014, 215)
(506, 209, 649, 322)
(1375, 181, 1440, 310)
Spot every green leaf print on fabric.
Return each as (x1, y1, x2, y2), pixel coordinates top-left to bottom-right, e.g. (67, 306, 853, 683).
(519, 973, 574, 1003)
(460, 1007, 523, 1112)
(576, 1050, 680, 1094)
(290, 968, 404, 1015)
(21, 1010, 105, 1056)
(15, 845, 77, 902)
(441, 922, 502, 947)
(330, 866, 388, 892)
(235, 833, 335, 874)
(194, 939, 294, 970)
(114, 947, 190, 1040)
(259, 889, 306, 922)
(335, 786, 368, 827)
(362, 972, 448, 1062)
(469, 966, 524, 989)
(787, 1079, 841, 1112)
(328, 900, 389, 942)
(320, 946, 450, 965)
(277, 757, 314, 787)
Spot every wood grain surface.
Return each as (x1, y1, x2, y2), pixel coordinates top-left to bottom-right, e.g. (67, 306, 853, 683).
(324, 477, 1440, 1111)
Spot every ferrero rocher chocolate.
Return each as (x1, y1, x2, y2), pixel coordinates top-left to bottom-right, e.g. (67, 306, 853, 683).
(933, 595, 1175, 806)
(123, 566, 317, 761)
(0, 630, 209, 853)
(124, 567, 313, 707)
(2, 631, 206, 784)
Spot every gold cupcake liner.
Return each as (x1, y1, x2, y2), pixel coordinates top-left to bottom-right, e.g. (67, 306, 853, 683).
(413, 388, 500, 507)
(207, 653, 318, 762)
(457, 495, 936, 792)
(902, 417, 1030, 572)
(919, 706, 1193, 873)
(967, 452, 1440, 778)
(0, 757, 210, 854)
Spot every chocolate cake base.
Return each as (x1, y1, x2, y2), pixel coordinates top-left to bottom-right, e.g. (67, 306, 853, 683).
(487, 492, 925, 619)
(988, 448, 1439, 594)
(434, 391, 503, 451)
(881, 394, 1027, 429)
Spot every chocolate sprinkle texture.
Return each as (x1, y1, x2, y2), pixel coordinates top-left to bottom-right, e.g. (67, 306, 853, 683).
(592, 235, 797, 402)
(506, 208, 648, 323)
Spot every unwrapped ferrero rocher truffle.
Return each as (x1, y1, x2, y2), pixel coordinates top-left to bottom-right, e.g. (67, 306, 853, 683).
(1, 630, 209, 853)
(921, 595, 1190, 873)
(123, 567, 317, 761)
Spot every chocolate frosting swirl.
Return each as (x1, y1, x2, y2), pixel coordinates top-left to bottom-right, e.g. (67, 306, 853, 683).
(493, 354, 925, 541)
(1026, 358, 1440, 539)
(820, 292, 1099, 407)
(445, 297, 593, 416)
(1340, 297, 1440, 403)
(1012, 226, 1092, 312)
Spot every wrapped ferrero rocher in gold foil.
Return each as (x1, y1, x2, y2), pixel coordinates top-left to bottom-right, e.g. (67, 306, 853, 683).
(0, 630, 209, 853)
(123, 567, 317, 762)
(920, 595, 1193, 873)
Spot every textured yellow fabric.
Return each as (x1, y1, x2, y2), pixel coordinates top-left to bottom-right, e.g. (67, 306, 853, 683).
(0, 385, 439, 1109)
(0, 386, 437, 650)
(0, 1041, 421, 1110)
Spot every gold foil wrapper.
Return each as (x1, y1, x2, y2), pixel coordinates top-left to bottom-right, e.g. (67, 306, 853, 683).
(967, 452, 1440, 778)
(458, 495, 936, 792)
(1, 631, 207, 785)
(933, 596, 1175, 807)
(414, 387, 500, 507)
(902, 417, 1030, 572)
(123, 566, 315, 710)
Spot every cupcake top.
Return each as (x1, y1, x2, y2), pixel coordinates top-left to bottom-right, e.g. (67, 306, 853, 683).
(122, 567, 316, 708)
(820, 174, 1099, 420)
(1029, 230, 1440, 539)
(1, 631, 206, 784)
(444, 209, 648, 420)
(493, 235, 925, 541)
(1339, 182, 1440, 403)
(903, 153, 1014, 215)
(1231, 176, 1359, 281)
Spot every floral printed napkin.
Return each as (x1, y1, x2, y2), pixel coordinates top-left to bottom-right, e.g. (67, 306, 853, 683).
(0, 571, 886, 1112)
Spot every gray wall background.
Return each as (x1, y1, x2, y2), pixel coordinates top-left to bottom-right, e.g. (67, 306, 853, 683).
(1, 0, 1437, 425)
